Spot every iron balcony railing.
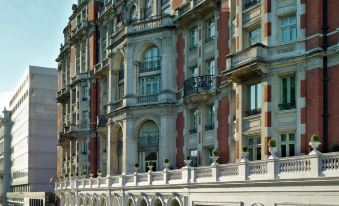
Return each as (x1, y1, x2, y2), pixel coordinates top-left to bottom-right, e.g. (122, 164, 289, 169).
(110, 99, 123, 111)
(183, 75, 216, 97)
(244, 0, 261, 9)
(278, 102, 296, 111)
(245, 108, 261, 116)
(139, 59, 161, 73)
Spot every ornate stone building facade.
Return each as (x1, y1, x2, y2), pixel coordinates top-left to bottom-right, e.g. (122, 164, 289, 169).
(56, 0, 339, 205)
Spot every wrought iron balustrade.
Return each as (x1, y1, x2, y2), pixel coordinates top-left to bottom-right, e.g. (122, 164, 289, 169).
(183, 75, 216, 97)
(139, 59, 161, 73)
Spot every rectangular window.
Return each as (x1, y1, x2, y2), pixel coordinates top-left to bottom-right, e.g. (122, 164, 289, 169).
(190, 27, 198, 50)
(189, 149, 198, 167)
(189, 109, 198, 134)
(206, 19, 215, 42)
(248, 136, 261, 161)
(76, 44, 81, 74)
(81, 141, 87, 155)
(279, 76, 296, 110)
(81, 40, 86, 72)
(140, 75, 160, 96)
(81, 86, 88, 101)
(118, 83, 124, 100)
(280, 133, 295, 157)
(249, 27, 261, 45)
(207, 59, 215, 76)
(280, 16, 297, 43)
(205, 105, 215, 131)
(82, 111, 88, 126)
(246, 83, 262, 115)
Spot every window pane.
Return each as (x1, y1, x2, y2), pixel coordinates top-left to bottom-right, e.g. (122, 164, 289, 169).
(256, 83, 262, 108)
(281, 134, 286, 142)
(290, 76, 296, 103)
(281, 145, 287, 157)
(256, 147, 261, 160)
(248, 138, 254, 146)
(250, 85, 256, 110)
(249, 148, 254, 161)
(282, 78, 287, 103)
(289, 144, 295, 156)
(289, 133, 295, 141)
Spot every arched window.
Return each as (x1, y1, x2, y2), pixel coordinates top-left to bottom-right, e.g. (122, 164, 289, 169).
(138, 121, 159, 171)
(140, 198, 147, 206)
(141, 46, 161, 72)
(130, 5, 138, 23)
(145, 0, 153, 18)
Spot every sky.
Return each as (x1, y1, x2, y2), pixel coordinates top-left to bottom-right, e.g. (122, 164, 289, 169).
(0, 0, 77, 111)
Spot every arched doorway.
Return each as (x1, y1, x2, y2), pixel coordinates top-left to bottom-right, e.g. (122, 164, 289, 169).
(138, 121, 159, 172)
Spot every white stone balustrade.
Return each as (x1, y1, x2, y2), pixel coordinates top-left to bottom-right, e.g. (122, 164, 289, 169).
(55, 152, 339, 191)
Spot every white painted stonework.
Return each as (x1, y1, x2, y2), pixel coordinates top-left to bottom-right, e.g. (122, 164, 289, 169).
(55, 151, 339, 206)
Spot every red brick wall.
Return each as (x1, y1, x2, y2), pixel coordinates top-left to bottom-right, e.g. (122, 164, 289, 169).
(306, 68, 323, 151)
(217, 1, 230, 73)
(328, 65, 339, 150)
(172, 0, 183, 10)
(217, 96, 229, 164)
(176, 32, 185, 100)
(305, 0, 323, 51)
(176, 112, 185, 168)
(89, 137, 99, 174)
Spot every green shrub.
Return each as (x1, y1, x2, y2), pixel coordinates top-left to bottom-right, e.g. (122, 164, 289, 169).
(268, 139, 277, 148)
(212, 149, 219, 157)
(164, 158, 170, 163)
(331, 144, 339, 152)
(311, 134, 320, 142)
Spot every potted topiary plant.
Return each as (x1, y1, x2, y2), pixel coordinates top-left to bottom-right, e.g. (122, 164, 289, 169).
(97, 168, 102, 177)
(134, 163, 139, 173)
(210, 148, 219, 166)
(163, 158, 170, 168)
(82, 170, 87, 178)
(268, 139, 277, 159)
(184, 156, 191, 167)
(89, 170, 94, 178)
(241, 146, 249, 160)
(309, 134, 321, 155)
(147, 161, 154, 172)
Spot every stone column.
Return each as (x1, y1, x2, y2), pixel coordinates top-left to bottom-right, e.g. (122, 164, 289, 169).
(106, 119, 113, 177)
(122, 119, 137, 174)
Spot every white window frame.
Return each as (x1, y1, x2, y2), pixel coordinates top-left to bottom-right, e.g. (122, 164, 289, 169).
(279, 133, 296, 157)
(248, 136, 261, 161)
(139, 75, 160, 96)
(279, 15, 297, 43)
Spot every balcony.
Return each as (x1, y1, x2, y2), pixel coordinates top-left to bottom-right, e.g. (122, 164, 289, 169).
(63, 124, 89, 137)
(278, 102, 296, 111)
(71, 72, 89, 84)
(183, 75, 218, 104)
(57, 86, 70, 102)
(97, 115, 108, 127)
(137, 94, 159, 104)
(244, 0, 261, 10)
(71, 20, 88, 41)
(97, 1, 112, 19)
(109, 15, 174, 48)
(139, 59, 161, 73)
(94, 58, 109, 77)
(55, 152, 339, 193)
(109, 99, 123, 112)
(175, 0, 217, 25)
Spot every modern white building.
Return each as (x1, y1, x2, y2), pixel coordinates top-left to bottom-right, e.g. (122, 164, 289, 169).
(1, 66, 58, 205)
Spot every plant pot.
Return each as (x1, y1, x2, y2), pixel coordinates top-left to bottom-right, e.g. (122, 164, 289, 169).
(241, 152, 249, 161)
(164, 162, 170, 168)
(268, 147, 277, 159)
(97, 173, 102, 177)
(309, 141, 321, 155)
(147, 165, 153, 171)
(210, 156, 219, 166)
(134, 166, 139, 173)
(184, 159, 191, 167)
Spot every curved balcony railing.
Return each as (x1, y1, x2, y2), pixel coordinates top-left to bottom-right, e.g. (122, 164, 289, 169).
(183, 75, 216, 98)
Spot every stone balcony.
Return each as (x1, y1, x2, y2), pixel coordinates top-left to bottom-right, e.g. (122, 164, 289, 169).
(175, 0, 217, 25)
(57, 86, 70, 103)
(97, 0, 112, 19)
(71, 72, 89, 84)
(70, 20, 88, 41)
(55, 152, 339, 191)
(225, 41, 305, 79)
(183, 75, 218, 104)
(94, 57, 109, 78)
(109, 15, 174, 47)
